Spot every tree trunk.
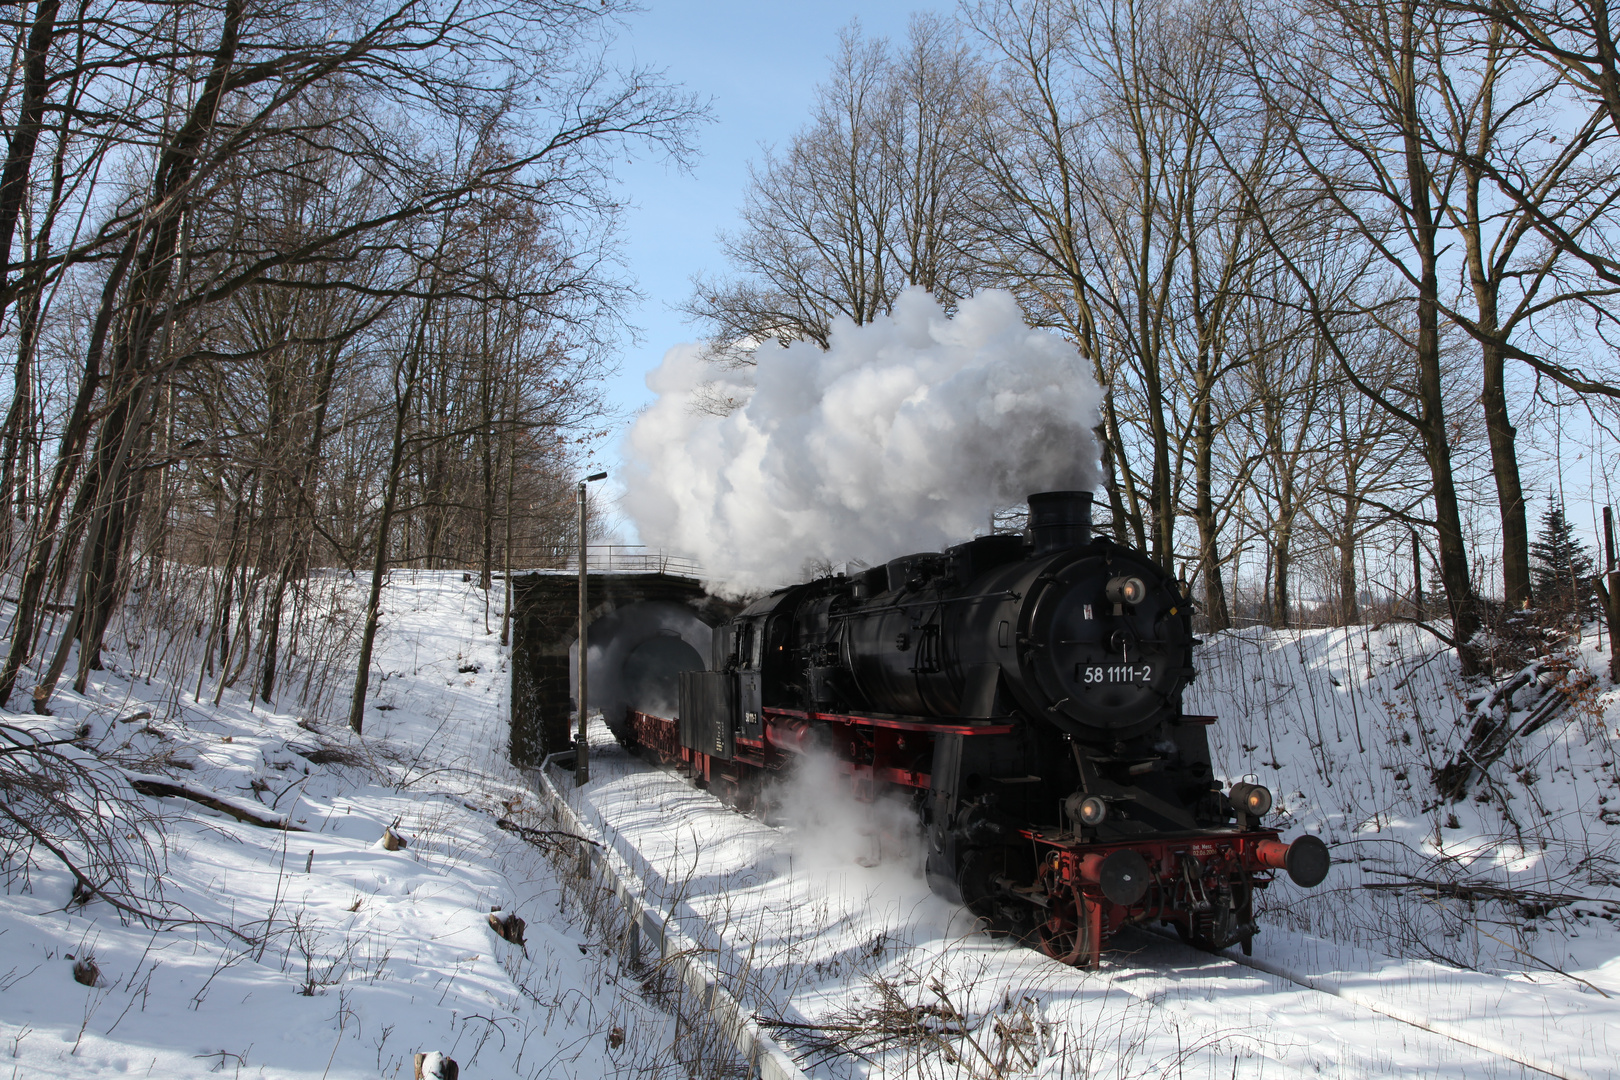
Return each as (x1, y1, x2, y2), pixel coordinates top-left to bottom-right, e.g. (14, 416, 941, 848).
(1102, 395, 1145, 549)
(262, 342, 341, 702)
(42, 375, 157, 698)
(1339, 526, 1359, 625)
(1459, 142, 1531, 611)
(0, 282, 43, 566)
(480, 356, 495, 592)
(1398, 26, 1480, 667)
(259, 559, 292, 704)
(74, 390, 160, 688)
(36, 0, 247, 711)
(33, 374, 157, 711)
(1479, 337, 1529, 608)
(1274, 517, 1293, 629)
(0, 0, 61, 314)
(0, 230, 136, 706)
(349, 294, 434, 734)
(1143, 361, 1175, 574)
(1192, 393, 1230, 630)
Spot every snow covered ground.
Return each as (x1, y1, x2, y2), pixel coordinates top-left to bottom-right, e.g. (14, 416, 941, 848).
(1193, 621, 1620, 987)
(6, 572, 1618, 1079)
(0, 572, 678, 1079)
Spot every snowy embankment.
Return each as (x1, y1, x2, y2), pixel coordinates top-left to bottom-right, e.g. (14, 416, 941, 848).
(0, 572, 671, 1079)
(557, 620, 1620, 1079)
(1193, 623, 1620, 985)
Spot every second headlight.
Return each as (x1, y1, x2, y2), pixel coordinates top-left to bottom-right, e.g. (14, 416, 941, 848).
(1229, 781, 1272, 818)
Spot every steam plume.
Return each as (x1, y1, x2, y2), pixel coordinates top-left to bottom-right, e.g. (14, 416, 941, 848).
(622, 288, 1102, 593)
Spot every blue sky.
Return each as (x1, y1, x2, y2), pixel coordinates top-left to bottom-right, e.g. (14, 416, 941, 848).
(596, 1, 945, 467)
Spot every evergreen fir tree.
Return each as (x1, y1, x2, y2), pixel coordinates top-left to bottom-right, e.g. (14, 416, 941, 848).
(1529, 501, 1594, 609)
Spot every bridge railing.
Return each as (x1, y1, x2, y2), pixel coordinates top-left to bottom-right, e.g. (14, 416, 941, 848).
(516, 546, 704, 578)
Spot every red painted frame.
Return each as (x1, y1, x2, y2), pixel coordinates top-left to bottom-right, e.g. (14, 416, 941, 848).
(1021, 827, 1282, 968)
(626, 703, 1011, 803)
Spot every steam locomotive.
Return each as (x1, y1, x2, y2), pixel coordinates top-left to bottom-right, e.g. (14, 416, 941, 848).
(609, 491, 1329, 968)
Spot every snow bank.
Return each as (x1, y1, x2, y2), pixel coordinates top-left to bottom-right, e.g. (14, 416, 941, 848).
(0, 573, 678, 1080)
(15, 566, 1617, 1078)
(1189, 621, 1620, 988)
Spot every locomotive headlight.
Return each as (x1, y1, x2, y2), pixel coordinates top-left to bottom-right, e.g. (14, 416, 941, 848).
(1077, 795, 1109, 826)
(1104, 575, 1148, 606)
(1229, 781, 1273, 818)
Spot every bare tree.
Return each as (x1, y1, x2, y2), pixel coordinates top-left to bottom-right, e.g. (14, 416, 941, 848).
(886, 14, 990, 302)
(1437, 0, 1620, 296)
(961, 0, 1133, 540)
(967, 0, 1293, 625)
(1235, 268, 1332, 627)
(1234, 0, 1491, 665)
(0, 0, 702, 716)
(1418, 12, 1618, 608)
(688, 17, 985, 356)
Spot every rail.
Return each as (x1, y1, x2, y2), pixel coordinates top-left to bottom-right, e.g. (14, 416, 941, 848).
(1206, 935, 1595, 1080)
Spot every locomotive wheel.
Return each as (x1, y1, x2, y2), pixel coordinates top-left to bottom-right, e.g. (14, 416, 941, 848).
(1036, 898, 1084, 963)
(1034, 862, 1098, 967)
(1037, 893, 1097, 967)
(956, 849, 1002, 926)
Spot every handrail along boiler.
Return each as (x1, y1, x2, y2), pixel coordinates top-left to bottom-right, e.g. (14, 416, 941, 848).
(611, 491, 1330, 967)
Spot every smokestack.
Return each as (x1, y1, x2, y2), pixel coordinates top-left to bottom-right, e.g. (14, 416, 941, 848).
(1027, 491, 1094, 555)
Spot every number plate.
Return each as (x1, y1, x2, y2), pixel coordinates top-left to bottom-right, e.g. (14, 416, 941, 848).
(1075, 663, 1155, 686)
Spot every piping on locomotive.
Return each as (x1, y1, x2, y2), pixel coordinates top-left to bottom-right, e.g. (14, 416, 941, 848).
(606, 491, 1330, 969)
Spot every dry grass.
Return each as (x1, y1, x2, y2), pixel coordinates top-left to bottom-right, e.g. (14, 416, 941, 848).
(759, 974, 1042, 1077)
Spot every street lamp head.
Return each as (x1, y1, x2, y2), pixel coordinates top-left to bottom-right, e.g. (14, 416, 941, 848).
(585, 471, 607, 483)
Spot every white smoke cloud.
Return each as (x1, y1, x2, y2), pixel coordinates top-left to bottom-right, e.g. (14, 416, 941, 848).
(621, 288, 1102, 593)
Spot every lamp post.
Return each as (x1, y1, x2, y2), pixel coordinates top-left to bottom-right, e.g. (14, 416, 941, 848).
(575, 470, 607, 786)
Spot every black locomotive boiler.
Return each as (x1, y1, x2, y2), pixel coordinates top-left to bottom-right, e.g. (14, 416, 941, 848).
(610, 491, 1329, 967)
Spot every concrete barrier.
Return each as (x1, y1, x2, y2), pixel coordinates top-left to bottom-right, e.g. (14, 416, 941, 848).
(528, 760, 808, 1080)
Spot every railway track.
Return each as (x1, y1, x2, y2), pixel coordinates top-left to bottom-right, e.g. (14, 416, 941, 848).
(1120, 930, 1598, 1080)
(543, 727, 1616, 1079)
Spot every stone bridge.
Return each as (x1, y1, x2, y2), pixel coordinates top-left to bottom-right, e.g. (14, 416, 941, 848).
(507, 571, 736, 764)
